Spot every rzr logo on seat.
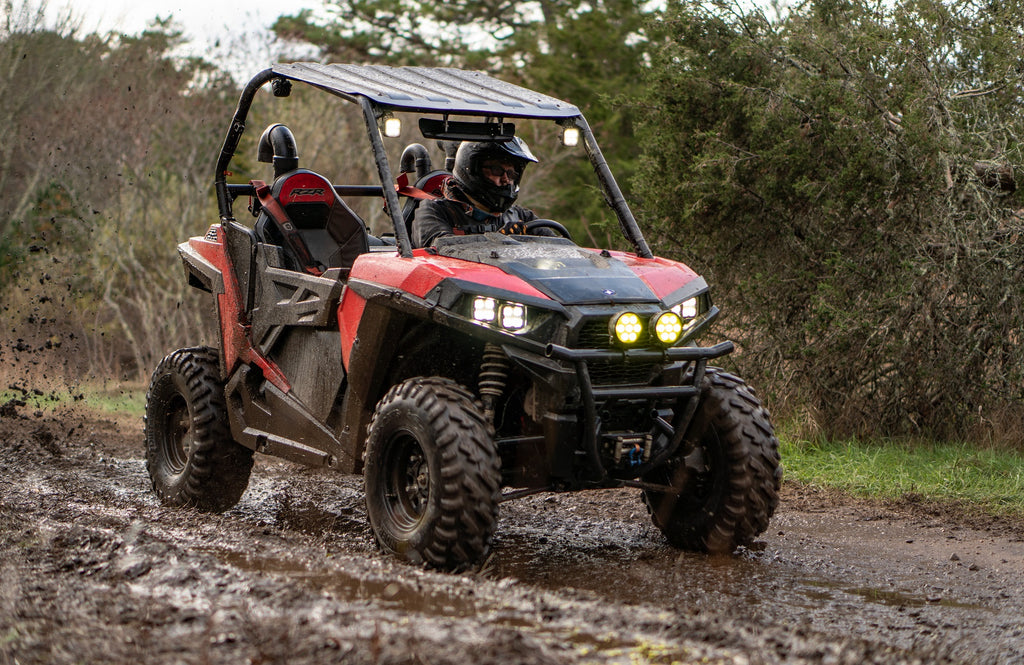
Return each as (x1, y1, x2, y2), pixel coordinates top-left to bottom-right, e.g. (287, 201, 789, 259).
(291, 187, 326, 197)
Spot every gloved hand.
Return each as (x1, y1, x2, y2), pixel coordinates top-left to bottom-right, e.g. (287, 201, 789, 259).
(499, 221, 527, 235)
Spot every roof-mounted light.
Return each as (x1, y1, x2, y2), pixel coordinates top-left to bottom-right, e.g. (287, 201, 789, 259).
(382, 116, 402, 138)
(561, 126, 580, 147)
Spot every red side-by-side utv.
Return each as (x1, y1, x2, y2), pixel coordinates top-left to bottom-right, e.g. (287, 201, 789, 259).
(144, 63, 782, 570)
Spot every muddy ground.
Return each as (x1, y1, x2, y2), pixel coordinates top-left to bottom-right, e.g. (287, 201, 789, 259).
(1, 399, 1023, 665)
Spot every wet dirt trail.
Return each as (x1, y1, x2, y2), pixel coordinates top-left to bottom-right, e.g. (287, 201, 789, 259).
(1, 403, 1022, 665)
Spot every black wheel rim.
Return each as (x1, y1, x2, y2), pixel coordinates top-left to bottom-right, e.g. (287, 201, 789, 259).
(646, 430, 723, 513)
(681, 433, 723, 510)
(164, 393, 192, 473)
(381, 431, 430, 533)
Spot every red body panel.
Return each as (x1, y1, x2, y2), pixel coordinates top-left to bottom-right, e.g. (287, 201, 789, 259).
(187, 227, 291, 392)
(350, 249, 553, 299)
(186, 232, 246, 374)
(337, 288, 368, 369)
(604, 250, 701, 301)
(339, 249, 554, 368)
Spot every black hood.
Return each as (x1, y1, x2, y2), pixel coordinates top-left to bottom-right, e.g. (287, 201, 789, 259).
(434, 234, 657, 305)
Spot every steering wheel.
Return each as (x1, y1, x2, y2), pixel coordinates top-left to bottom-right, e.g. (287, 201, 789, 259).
(525, 219, 573, 240)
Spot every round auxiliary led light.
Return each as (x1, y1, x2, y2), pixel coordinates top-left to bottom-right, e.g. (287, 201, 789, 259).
(612, 312, 643, 345)
(652, 311, 684, 345)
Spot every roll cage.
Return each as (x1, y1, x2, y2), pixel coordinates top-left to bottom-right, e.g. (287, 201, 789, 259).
(213, 62, 653, 259)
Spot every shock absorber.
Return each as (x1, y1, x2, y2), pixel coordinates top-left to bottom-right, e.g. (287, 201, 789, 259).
(478, 343, 509, 423)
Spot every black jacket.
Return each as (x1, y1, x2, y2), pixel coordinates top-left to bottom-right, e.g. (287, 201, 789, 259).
(411, 197, 538, 248)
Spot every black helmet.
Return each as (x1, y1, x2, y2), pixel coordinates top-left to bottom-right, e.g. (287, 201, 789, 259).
(452, 137, 538, 213)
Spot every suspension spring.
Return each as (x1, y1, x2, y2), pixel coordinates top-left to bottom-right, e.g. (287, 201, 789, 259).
(478, 343, 509, 421)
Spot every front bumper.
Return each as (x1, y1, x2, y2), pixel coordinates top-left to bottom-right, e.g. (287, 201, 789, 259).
(504, 340, 735, 486)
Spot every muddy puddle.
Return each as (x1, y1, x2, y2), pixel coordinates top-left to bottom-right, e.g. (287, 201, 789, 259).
(200, 545, 482, 618)
(3, 408, 1024, 664)
(197, 478, 1024, 663)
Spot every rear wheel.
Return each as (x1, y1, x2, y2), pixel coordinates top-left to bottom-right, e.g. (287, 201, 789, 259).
(642, 367, 782, 553)
(364, 377, 500, 570)
(144, 347, 254, 512)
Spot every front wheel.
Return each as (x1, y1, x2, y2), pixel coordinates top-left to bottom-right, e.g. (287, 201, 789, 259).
(642, 367, 782, 553)
(144, 347, 254, 512)
(364, 377, 500, 570)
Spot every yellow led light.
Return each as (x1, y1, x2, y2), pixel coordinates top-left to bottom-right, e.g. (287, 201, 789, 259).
(613, 312, 643, 344)
(653, 311, 684, 345)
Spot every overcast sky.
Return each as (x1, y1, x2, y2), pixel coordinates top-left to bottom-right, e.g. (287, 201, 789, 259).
(44, 0, 324, 78)
(53, 0, 320, 40)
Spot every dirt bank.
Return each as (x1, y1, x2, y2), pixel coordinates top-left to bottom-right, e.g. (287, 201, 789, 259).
(1, 400, 1022, 664)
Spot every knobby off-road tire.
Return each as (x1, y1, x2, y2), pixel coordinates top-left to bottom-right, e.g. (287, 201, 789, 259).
(642, 367, 782, 553)
(144, 347, 254, 512)
(364, 377, 501, 571)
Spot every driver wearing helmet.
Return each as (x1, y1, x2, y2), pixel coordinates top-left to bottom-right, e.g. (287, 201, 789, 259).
(411, 137, 553, 248)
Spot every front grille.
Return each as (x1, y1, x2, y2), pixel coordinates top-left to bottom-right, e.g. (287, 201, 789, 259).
(576, 318, 614, 348)
(573, 317, 659, 386)
(588, 361, 658, 386)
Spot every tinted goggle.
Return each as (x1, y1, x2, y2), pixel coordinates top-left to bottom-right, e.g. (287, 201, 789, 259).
(481, 164, 520, 180)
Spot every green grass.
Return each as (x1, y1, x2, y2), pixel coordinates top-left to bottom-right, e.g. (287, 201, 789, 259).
(81, 384, 146, 417)
(780, 435, 1024, 518)
(1, 384, 146, 418)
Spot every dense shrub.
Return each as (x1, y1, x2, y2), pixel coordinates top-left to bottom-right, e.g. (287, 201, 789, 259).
(635, 0, 1024, 442)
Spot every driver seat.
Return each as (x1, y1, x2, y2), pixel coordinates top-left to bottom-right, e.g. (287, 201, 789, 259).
(254, 169, 369, 277)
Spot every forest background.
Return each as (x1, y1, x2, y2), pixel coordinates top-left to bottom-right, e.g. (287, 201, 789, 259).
(2, 0, 1023, 446)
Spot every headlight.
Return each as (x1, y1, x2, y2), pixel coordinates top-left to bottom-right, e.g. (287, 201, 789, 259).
(472, 296, 528, 333)
(612, 312, 643, 344)
(499, 303, 526, 331)
(473, 296, 497, 322)
(672, 297, 699, 319)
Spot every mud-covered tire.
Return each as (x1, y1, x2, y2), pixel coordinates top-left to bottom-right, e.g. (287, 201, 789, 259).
(642, 367, 782, 553)
(364, 377, 500, 571)
(144, 347, 254, 512)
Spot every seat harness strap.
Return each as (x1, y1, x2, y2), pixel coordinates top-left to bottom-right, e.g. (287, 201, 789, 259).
(395, 172, 443, 201)
(251, 179, 323, 276)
